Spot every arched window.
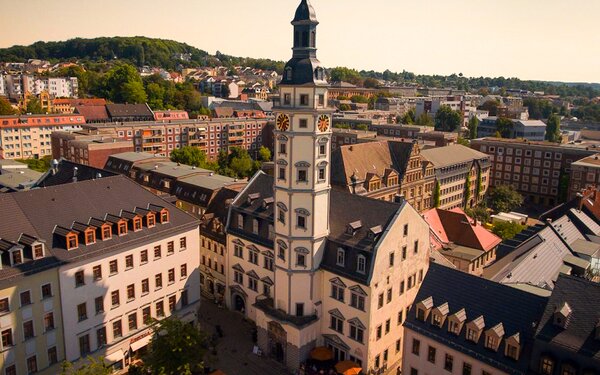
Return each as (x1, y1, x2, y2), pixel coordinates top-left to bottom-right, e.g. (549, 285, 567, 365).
(336, 248, 345, 266)
(311, 31, 316, 47)
(357, 255, 366, 273)
(294, 31, 299, 47)
(285, 67, 293, 81)
(302, 31, 309, 47)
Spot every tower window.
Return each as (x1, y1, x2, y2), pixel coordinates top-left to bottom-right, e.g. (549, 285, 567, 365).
(278, 208, 286, 224)
(302, 31, 309, 47)
(300, 94, 309, 106)
(298, 169, 307, 182)
(278, 167, 286, 181)
(299, 119, 308, 128)
(284, 93, 291, 105)
(318, 94, 325, 105)
(311, 31, 316, 48)
(294, 31, 299, 47)
(279, 143, 287, 155)
(318, 167, 326, 181)
(297, 253, 306, 267)
(297, 215, 306, 229)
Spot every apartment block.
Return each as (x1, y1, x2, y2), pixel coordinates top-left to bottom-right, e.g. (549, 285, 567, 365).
(471, 138, 597, 206)
(0, 114, 85, 159)
(569, 153, 600, 200)
(51, 131, 134, 168)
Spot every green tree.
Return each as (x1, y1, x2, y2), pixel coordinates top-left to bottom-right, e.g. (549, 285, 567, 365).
(546, 114, 561, 143)
(415, 112, 434, 126)
(464, 176, 472, 208)
(434, 105, 462, 132)
(495, 117, 514, 138)
(363, 77, 380, 88)
(400, 108, 416, 124)
(468, 116, 479, 139)
(103, 63, 147, 103)
(17, 156, 52, 172)
(488, 184, 524, 213)
(338, 103, 351, 111)
(143, 317, 208, 375)
(220, 83, 231, 98)
(433, 182, 441, 208)
(228, 147, 254, 178)
(61, 356, 111, 375)
(0, 97, 17, 115)
(169, 146, 213, 169)
(355, 124, 369, 131)
(258, 146, 272, 162)
(329, 67, 362, 85)
(350, 95, 369, 104)
(465, 205, 491, 224)
(457, 137, 469, 146)
(146, 82, 166, 109)
(478, 100, 500, 116)
(492, 221, 525, 240)
(334, 123, 350, 129)
(25, 97, 44, 114)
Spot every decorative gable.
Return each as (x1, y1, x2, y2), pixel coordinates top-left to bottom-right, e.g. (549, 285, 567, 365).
(466, 315, 485, 343)
(484, 323, 505, 351)
(431, 302, 449, 328)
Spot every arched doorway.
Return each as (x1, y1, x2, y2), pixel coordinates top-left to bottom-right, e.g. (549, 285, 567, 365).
(233, 294, 246, 313)
(268, 321, 287, 364)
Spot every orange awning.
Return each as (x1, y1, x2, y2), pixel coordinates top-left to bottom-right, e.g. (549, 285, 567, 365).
(335, 360, 362, 375)
(310, 346, 334, 361)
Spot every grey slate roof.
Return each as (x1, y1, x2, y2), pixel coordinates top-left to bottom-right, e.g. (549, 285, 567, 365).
(421, 144, 489, 168)
(405, 263, 548, 374)
(34, 159, 116, 188)
(535, 275, 600, 363)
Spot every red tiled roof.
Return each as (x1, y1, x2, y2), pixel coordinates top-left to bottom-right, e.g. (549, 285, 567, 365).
(423, 208, 501, 251)
(54, 98, 107, 106)
(74, 105, 109, 121)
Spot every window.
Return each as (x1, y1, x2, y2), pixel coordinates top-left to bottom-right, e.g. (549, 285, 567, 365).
(278, 208, 286, 224)
(298, 169, 307, 182)
(154, 245, 162, 259)
(318, 94, 325, 106)
(20, 290, 32, 307)
(540, 357, 554, 375)
(111, 291, 120, 307)
(181, 264, 188, 278)
(284, 93, 291, 105)
(96, 327, 107, 348)
(95, 296, 104, 314)
(168, 268, 175, 283)
(5, 365, 16, 375)
(300, 94, 309, 106)
(27, 355, 38, 373)
(23, 320, 35, 340)
(234, 271, 243, 284)
(443, 354, 454, 371)
(181, 289, 189, 306)
(128, 313, 138, 331)
(278, 167, 286, 180)
(399, 281, 405, 295)
(350, 293, 365, 311)
(506, 343, 519, 360)
(378, 293, 384, 308)
(396, 339, 401, 353)
(330, 315, 343, 333)
(398, 310, 404, 325)
(112, 320, 122, 338)
(357, 255, 366, 273)
(142, 279, 149, 294)
(279, 142, 287, 155)
(1, 329, 13, 347)
(331, 284, 345, 302)
(264, 256, 274, 271)
(402, 246, 407, 260)
(389, 252, 395, 267)
(297, 253, 306, 267)
(319, 144, 326, 156)
(248, 277, 258, 291)
(403, 224, 408, 236)
(427, 346, 436, 363)
(33, 244, 44, 259)
(102, 226, 112, 240)
(249, 249, 258, 264)
(466, 328, 477, 342)
(297, 215, 306, 229)
(376, 325, 382, 339)
(127, 284, 135, 300)
(143, 307, 151, 324)
(234, 244, 243, 258)
(414, 240, 419, 254)
(412, 338, 420, 355)
(485, 334, 498, 350)
(41, 283, 52, 299)
(44, 312, 54, 331)
(296, 303, 304, 317)
(0, 298, 8, 313)
(385, 319, 391, 334)
(118, 222, 127, 235)
(85, 230, 95, 244)
(167, 241, 174, 255)
(79, 334, 91, 356)
(109, 260, 118, 275)
(336, 248, 345, 266)
(299, 119, 308, 128)
(462, 363, 472, 375)
(387, 288, 393, 303)
(318, 167, 326, 181)
(125, 255, 134, 269)
(48, 346, 58, 365)
(140, 250, 148, 264)
(410, 369, 418, 375)
(75, 271, 85, 287)
(350, 322, 364, 343)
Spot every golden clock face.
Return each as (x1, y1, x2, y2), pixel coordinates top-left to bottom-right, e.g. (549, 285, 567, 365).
(276, 114, 290, 131)
(318, 115, 330, 132)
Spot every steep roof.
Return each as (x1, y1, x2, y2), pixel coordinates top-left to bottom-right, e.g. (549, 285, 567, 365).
(405, 263, 548, 374)
(424, 208, 501, 251)
(105, 103, 153, 118)
(535, 275, 600, 361)
(292, 0, 318, 24)
(421, 144, 488, 168)
(34, 159, 116, 188)
(74, 105, 109, 121)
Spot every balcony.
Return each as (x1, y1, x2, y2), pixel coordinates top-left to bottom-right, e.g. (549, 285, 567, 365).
(253, 297, 318, 329)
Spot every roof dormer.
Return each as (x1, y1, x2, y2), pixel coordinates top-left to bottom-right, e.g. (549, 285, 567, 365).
(247, 192, 261, 205)
(367, 225, 382, 241)
(553, 302, 572, 329)
(431, 302, 449, 328)
(346, 220, 362, 236)
(18, 234, 45, 260)
(448, 308, 466, 335)
(54, 226, 79, 250)
(466, 315, 485, 343)
(484, 323, 505, 351)
(416, 296, 433, 322)
(121, 211, 143, 232)
(262, 197, 274, 210)
(504, 333, 520, 360)
(148, 204, 169, 224)
(72, 222, 97, 245)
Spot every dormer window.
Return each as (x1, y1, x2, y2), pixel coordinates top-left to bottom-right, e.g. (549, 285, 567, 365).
(160, 209, 169, 224)
(133, 217, 142, 231)
(84, 229, 96, 245)
(347, 221, 362, 236)
(466, 316, 485, 343)
(357, 255, 366, 274)
(11, 250, 23, 265)
(448, 308, 466, 335)
(504, 333, 520, 360)
(336, 248, 345, 266)
(416, 297, 433, 322)
(101, 225, 112, 240)
(66, 234, 78, 250)
(147, 214, 156, 228)
(431, 303, 449, 328)
(32, 244, 44, 259)
(118, 221, 128, 236)
(484, 323, 504, 351)
(553, 302, 572, 329)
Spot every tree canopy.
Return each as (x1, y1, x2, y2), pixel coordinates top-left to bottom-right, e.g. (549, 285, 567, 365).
(495, 117, 514, 138)
(102, 63, 147, 104)
(0, 97, 17, 115)
(434, 105, 462, 132)
(329, 67, 363, 85)
(546, 114, 561, 143)
(488, 184, 524, 213)
(143, 318, 208, 375)
(169, 146, 216, 170)
(468, 116, 479, 139)
(492, 221, 525, 240)
(415, 112, 434, 127)
(61, 356, 111, 375)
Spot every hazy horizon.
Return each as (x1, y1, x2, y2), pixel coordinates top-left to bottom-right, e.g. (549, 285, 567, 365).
(1, 0, 599, 84)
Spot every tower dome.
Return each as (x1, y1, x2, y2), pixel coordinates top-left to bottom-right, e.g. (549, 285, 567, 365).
(292, 0, 318, 24)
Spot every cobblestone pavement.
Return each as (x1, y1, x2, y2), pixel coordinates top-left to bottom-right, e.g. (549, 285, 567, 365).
(198, 297, 290, 375)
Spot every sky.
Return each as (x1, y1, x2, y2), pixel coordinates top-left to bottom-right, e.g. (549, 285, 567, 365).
(1, 0, 599, 83)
